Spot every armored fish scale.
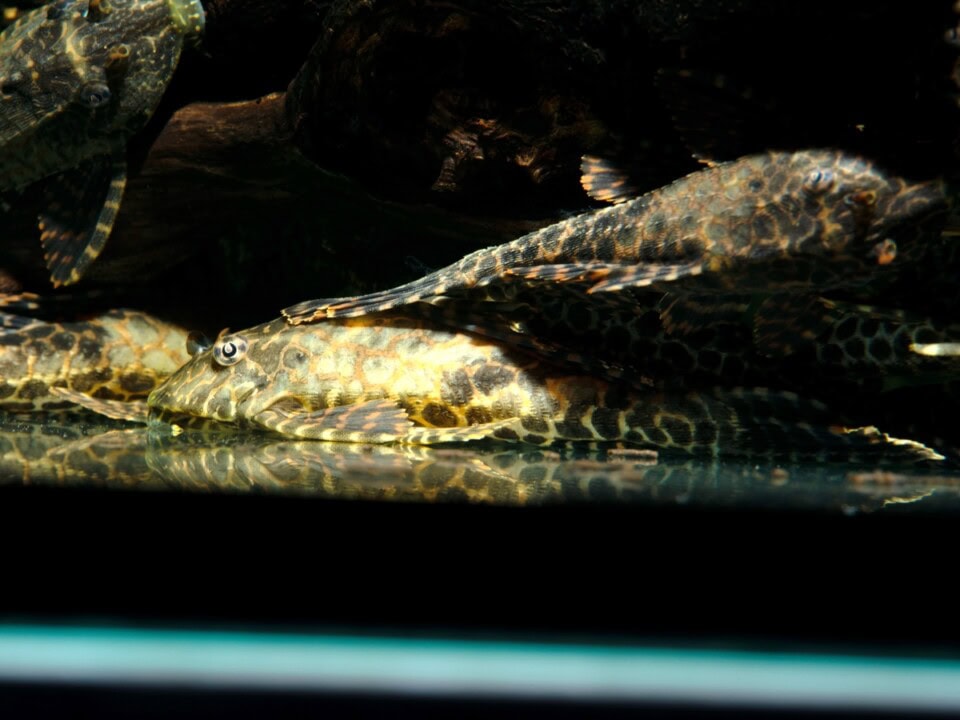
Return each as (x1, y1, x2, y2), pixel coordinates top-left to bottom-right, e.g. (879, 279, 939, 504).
(284, 150, 950, 324)
(0, 308, 191, 411)
(452, 286, 960, 390)
(0, 0, 204, 285)
(0, 419, 938, 511)
(140, 314, 940, 462)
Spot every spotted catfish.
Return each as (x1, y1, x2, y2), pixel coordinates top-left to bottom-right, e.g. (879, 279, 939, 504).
(72, 312, 937, 462)
(0, 419, 941, 511)
(530, 290, 960, 387)
(326, 288, 960, 458)
(0, 0, 204, 286)
(0, 307, 191, 411)
(283, 150, 951, 325)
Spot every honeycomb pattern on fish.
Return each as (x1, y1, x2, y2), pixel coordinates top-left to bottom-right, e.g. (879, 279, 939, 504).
(0, 0, 204, 285)
(283, 150, 950, 324)
(0, 308, 192, 411)
(0, 421, 941, 511)
(142, 313, 941, 461)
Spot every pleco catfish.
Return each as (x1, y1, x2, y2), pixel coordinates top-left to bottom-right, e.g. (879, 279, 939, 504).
(100, 312, 944, 462)
(0, 307, 191, 410)
(0, 0, 204, 285)
(284, 150, 951, 325)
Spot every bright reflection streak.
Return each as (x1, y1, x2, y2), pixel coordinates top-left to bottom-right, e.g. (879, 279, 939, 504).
(1, 625, 960, 712)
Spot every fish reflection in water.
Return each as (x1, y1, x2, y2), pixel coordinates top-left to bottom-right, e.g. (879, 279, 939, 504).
(0, 414, 956, 513)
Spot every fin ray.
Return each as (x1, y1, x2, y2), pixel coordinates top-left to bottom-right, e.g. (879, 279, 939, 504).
(580, 155, 639, 204)
(49, 387, 150, 423)
(253, 398, 413, 442)
(40, 153, 127, 287)
(405, 419, 521, 445)
(709, 387, 943, 462)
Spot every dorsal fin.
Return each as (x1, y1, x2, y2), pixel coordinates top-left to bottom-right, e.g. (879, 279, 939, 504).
(579, 155, 639, 205)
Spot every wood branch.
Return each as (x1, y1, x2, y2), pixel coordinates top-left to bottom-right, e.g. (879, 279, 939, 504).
(1, 91, 547, 328)
(2, 0, 956, 329)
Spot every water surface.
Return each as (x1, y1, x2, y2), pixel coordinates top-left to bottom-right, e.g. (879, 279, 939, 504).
(2, 411, 958, 514)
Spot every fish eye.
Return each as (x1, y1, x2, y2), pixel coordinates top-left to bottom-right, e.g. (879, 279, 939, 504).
(803, 168, 834, 194)
(186, 331, 212, 357)
(213, 335, 248, 366)
(80, 83, 111, 108)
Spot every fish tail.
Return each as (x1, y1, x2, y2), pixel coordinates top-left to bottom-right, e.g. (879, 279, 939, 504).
(281, 199, 639, 324)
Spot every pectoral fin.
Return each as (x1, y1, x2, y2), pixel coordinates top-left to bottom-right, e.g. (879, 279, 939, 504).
(49, 387, 150, 423)
(253, 397, 413, 442)
(39, 152, 127, 287)
(405, 419, 522, 445)
(505, 262, 614, 284)
(505, 261, 705, 291)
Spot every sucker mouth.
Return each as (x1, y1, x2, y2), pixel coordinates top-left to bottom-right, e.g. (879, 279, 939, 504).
(148, 408, 194, 427)
(147, 409, 241, 435)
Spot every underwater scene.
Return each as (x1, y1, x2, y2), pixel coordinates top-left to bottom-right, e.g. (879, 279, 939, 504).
(3, 0, 960, 514)
(5, 413, 960, 513)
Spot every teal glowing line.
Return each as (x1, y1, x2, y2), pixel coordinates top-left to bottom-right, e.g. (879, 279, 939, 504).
(1, 625, 960, 711)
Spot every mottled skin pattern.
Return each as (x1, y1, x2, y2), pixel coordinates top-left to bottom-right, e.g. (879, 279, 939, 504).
(86, 439, 957, 509)
(805, 302, 960, 380)
(478, 288, 960, 391)
(0, 0, 204, 284)
(0, 421, 945, 511)
(145, 314, 940, 461)
(283, 150, 950, 323)
(0, 308, 191, 411)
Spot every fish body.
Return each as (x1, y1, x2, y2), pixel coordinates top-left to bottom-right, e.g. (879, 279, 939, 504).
(0, 420, 944, 511)
(410, 279, 960, 401)
(0, 0, 204, 284)
(0, 308, 191, 411)
(506, 289, 960, 387)
(145, 313, 940, 461)
(284, 150, 950, 323)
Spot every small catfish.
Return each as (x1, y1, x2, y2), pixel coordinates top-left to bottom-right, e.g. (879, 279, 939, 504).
(0, 0, 204, 286)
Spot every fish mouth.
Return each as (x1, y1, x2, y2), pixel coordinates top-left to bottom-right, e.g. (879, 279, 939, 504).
(147, 408, 239, 435)
(149, 371, 266, 428)
(148, 407, 200, 429)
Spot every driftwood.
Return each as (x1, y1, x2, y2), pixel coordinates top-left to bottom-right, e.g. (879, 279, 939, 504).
(2, 0, 957, 326)
(1, 91, 547, 328)
(288, 0, 960, 202)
